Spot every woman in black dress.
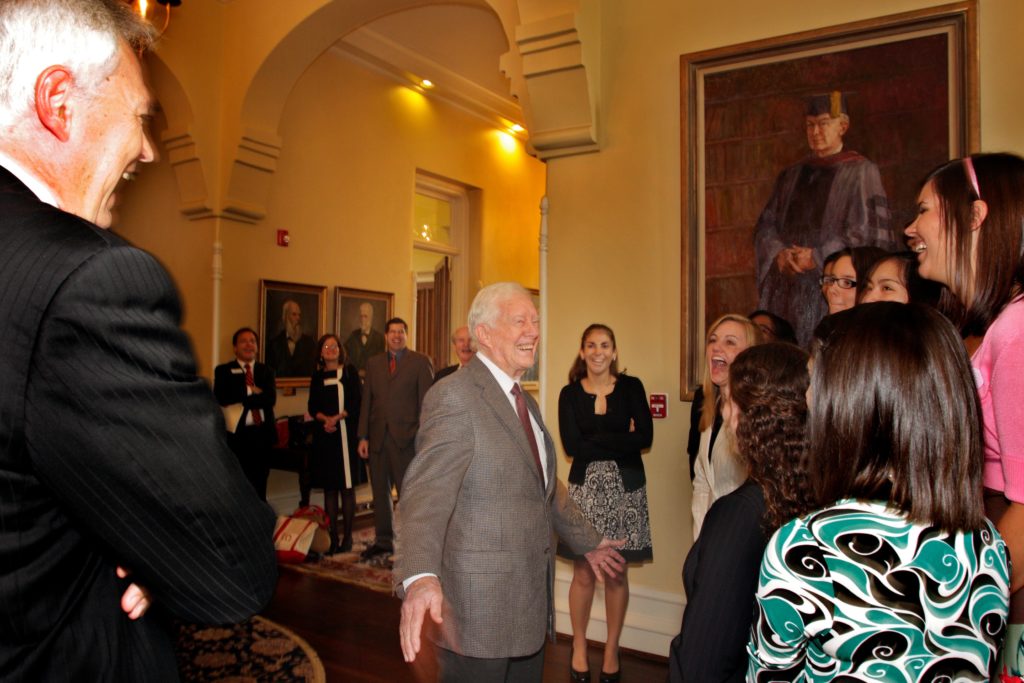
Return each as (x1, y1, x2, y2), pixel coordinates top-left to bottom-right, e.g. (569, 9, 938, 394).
(559, 323, 653, 682)
(307, 334, 363, 554)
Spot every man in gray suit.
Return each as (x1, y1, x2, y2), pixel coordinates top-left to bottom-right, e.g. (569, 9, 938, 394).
(395, 282, 625, 682)
(357, 317, 433, 559)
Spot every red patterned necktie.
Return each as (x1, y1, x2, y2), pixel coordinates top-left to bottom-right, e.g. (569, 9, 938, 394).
(245, 363, 262, 425)
(389, 354, 396, 374)
(511, 383, 543, 482)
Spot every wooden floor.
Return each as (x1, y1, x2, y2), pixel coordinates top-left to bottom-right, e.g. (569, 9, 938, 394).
(263, 567, 669, 683)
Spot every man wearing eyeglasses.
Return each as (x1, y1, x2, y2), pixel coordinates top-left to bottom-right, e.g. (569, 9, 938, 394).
(754, 91, 898, 346)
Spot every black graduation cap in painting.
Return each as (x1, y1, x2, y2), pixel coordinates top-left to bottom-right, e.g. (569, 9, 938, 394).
(806, 90, 850, 118)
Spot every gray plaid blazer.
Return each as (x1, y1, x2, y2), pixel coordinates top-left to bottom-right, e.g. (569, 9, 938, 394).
(393, 355, 601, 658)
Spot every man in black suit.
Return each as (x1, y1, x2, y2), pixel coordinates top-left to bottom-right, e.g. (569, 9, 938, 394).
(432, 325, 476, 384)
(265, 299, 316, 377)
(214, 328, 278, 499)
(357, 318, 433, 558)
(0, 2, 276, 680)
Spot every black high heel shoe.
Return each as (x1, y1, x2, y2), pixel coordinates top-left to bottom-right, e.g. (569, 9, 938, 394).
(569, 647, 591, 683)
(599, 651, 620, 683)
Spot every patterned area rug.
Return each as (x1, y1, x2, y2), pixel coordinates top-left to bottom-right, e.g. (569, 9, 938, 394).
(174, 615, 325, 682)
(278, 526, 394, 594)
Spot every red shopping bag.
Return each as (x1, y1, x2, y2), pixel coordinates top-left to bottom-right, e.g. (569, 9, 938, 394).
(272, 516, 318, 563)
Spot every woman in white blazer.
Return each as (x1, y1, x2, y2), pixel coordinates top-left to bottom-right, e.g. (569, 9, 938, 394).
(690, 314, 761, 540)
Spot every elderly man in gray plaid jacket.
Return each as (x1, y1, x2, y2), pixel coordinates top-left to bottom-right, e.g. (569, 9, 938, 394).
(394, 282, 625, 683)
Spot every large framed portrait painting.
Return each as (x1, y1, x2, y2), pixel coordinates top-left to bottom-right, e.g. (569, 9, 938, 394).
(258, 280, 327, 387)
(679, 2, 977, 396)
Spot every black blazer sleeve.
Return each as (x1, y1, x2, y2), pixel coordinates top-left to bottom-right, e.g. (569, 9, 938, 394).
(668, 486, 766, 683)
(687, 387, 705, 481)
(26, 245, 277, 623)
(213, 363, 243, 406)
(343, 364, 361, 449)
(307, 369, 325, 417)
(558, 382, 585, 458)
(343, 363, 361, 422)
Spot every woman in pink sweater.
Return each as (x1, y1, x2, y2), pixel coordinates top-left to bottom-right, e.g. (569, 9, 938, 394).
(905, 152, 1024, 679)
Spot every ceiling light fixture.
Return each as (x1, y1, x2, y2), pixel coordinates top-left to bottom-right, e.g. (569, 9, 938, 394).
(420, 79, 435, 89)
(126, 0, 180, 37)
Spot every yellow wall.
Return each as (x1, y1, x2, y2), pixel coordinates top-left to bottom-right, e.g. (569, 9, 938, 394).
(545, 0, 1024, 596)
(115, 0, 1024, 607)
(117, 41, 545, 382)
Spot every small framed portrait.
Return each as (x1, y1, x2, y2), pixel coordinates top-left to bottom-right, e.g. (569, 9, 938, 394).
(334, 287, 394, 379)
(258, 280, 327, 387)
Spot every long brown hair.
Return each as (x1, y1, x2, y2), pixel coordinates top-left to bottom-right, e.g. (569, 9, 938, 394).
(698, 314, 762, 432)
(923, 152, 1024, 335)
(808, 303, 984, 532)
(567, 323, 619, 383)
(729, 343, 814, 531)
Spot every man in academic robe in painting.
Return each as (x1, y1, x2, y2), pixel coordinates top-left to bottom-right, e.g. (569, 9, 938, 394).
(754, 91, 897, 346)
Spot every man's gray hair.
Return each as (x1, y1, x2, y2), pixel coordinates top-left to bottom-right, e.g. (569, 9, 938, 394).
(0, 0, 155, 126)
(281, 299, 300, 320)
(467, 282, 530, 344)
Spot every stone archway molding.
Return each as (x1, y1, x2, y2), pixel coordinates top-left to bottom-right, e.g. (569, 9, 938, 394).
(502, 0, 601, 160)
(158, 0, 601, 223)
(144, 52, 212, 220)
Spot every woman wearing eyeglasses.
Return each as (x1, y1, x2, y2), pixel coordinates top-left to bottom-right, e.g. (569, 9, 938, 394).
(819, 246, 887, 314)
(905, 152, 1024, 678)
(308, 333, 364, 554)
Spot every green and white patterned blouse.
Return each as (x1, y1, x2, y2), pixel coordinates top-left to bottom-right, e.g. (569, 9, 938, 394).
(747, 499, 1010, 682)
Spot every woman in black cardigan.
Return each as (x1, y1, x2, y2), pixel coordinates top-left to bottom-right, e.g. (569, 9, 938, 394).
(559, 324, 653, 683)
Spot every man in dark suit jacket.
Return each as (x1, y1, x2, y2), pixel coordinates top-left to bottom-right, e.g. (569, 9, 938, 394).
(357, 317, 433, 558)
(214, 328, 278, 499)
(431, 325, 476, 384)
(0, 2, 276, 679)
(395, 283, 625, 682)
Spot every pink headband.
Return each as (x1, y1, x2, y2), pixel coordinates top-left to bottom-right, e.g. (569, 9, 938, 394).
(963, 156, 981, 200)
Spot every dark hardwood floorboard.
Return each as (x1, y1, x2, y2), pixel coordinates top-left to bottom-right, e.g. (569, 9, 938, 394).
(262, 568, 669, 682)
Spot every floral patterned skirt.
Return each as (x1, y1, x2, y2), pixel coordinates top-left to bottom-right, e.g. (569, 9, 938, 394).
(560, 460, 652, 562)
